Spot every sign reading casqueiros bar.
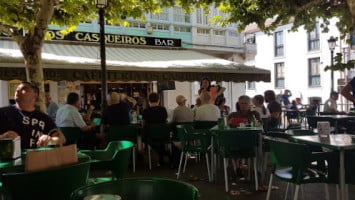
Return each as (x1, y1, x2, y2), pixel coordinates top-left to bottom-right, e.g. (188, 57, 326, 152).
(47, 30, 181, 47)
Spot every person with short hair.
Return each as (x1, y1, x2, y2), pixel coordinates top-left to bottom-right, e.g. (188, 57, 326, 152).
(142, 92, 169, 166)
(195, 91, 220, 121)
(0, 82, 65, 149)
(323, 91, 342, 114)
(171, 95, 194, 123)
(228, 95, 260, 127)
(45, 91, 59, 121)
(142, 92, 168, 125)
(102, 92, 133, 126)
(264, 90, 282, 129)
(56, 92, 97, 149)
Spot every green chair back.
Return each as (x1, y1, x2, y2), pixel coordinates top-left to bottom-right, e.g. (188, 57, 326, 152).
(267, 139, 326, 184)
(193, 121, 217, 129)
(112, 141, 133, 180)
(144, 123, 172, 145)
(176, 124, 209, 153)
(80, 141, 133, 181)
(106, 124, 138, 143)
(216, 129, 259, 158)
(171, 122, 194, 141)
(2, 160, 90, 200)
(71, 178, 199, 200)
(59, 127, 82, 145)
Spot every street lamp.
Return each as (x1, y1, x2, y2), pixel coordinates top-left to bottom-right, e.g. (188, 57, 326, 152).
(328, 36, 336, 92)
(96, 0, 108, 114)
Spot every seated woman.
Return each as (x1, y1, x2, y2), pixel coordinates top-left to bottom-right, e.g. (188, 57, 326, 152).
(228, 95, 261, 128)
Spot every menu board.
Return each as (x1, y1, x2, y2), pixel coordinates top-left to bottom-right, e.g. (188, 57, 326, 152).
(58, 81, 80, 106)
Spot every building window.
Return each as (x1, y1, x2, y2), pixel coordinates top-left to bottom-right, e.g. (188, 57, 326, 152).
(274, 31, 284, 57)
(275, 62, 285, 88)
(129, 21, 146, 28)
(229, 30, 239, 37)
(213, 30, 225, 36)
(197, 28, 210, 35)
(196, 8, 208, 25)
(151, 8, 169, 21)
(174, 26, 191, 32)
(247, 81, 256, 90)
(151, 23, 169, 31)
(173, 7, 190, 23)
(245, 34, 256, 44)
(308, 57, 321, 87)
(308, 22, 320, 51)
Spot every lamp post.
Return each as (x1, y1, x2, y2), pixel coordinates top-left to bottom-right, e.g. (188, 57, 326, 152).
(328, 36, 336, 92)
(96, 0, 108, 114)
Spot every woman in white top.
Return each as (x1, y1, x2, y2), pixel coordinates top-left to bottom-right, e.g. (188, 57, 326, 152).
(252, 94, 270, 119)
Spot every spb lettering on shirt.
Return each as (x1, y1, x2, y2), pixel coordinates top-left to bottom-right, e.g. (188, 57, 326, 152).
(22, 116, 45, 130)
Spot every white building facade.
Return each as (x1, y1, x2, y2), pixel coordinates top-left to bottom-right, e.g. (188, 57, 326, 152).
(244, 18, 354, 111)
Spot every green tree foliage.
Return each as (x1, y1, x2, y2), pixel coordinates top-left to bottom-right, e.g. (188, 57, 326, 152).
(217, 0, 354, 36)
(0, 0, 196, 111)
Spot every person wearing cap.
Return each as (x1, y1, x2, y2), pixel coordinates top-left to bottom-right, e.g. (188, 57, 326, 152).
(0, 82, 65, 149)
(171, 95, 194, 123)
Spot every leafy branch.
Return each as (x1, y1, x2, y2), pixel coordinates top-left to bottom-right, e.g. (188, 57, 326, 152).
(324, 52, 355, 71)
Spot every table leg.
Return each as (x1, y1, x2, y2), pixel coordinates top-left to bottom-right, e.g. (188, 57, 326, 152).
(210, 137, 215, 181)
(339, 150, 346, 200)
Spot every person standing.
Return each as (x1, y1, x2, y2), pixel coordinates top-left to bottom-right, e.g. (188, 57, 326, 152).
(198, 77, 226, 105)
(0, 82, 65, 149)
(102, 92, 132, 127)
(195, 91, 220, 121)
(45, 91, 59, 121)
(341, 77, 355, 106)
(264, 90, 282, 129)
(56, 92, 97, 149)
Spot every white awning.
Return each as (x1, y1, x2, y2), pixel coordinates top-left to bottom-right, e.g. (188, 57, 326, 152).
(0, 39, 270, 82)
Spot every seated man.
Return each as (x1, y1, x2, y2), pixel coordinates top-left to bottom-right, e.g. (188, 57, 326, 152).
(195, 91, 220, 121)
(323, 91, 344, 114)
(56, 92, 97, 149)
(0, 82, 65, 149)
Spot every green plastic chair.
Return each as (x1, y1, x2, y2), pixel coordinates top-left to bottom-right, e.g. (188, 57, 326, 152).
(106, 124, 138, 172)
(176, 124, 211, 182)
(215, 129, 260, 192)
(1, 160, 90, 200)
(193, 120, 217, 129)
(80, 141, 133, 183)
(143, 123, 172, 170)
(265, 139, 330, 200)
(71, 177, 199, 200)
(59, 127, 82, 145)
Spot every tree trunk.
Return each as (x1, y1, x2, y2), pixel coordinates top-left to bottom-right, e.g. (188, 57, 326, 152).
(17, 0, 55, 112)
(347, 0, 355, 30)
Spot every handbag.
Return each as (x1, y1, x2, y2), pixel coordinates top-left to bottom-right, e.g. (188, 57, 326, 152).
(25, 144, 78, 172)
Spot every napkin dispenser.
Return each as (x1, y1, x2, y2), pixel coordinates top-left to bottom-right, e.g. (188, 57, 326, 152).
(0, 136, 21, 159)
(317, 121, 330, 141)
